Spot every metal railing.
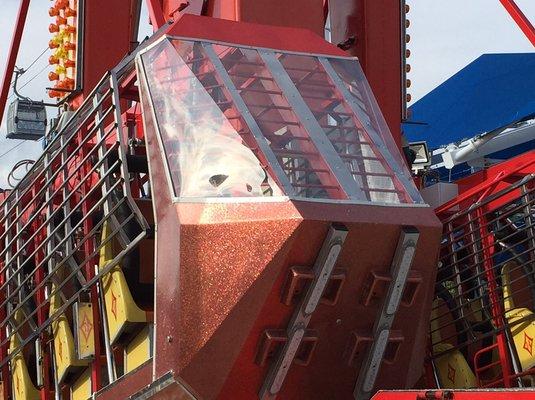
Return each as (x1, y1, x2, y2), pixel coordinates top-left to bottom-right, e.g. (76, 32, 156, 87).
(0, 67, 148, 396)
(431, 172, 535, 388)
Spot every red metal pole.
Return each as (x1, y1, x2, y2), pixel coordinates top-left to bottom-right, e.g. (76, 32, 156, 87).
(499, 0, 535, 47)
(146, 0, 166, 30)
(78, 133, 102, 393)
(0, 0, 31, 128)
(476, 206, 513, 387)
(0, 262, 10, 400)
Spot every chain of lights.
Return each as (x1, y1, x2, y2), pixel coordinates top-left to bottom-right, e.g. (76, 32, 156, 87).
(404, 3, 411, 104)
(400, 1, 412, 120)
(47, 0, 78, 98)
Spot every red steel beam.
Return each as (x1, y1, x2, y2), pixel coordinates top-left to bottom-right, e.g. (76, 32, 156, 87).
(0, 0, 31, 128)
(499, 0, 535, 46)
(373, 391, 535, 399)
(146, 0, 166, 30)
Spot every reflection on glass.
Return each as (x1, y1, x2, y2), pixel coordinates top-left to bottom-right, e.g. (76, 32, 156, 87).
(139, 40, 282, 198)
(137, 37, 423, 205)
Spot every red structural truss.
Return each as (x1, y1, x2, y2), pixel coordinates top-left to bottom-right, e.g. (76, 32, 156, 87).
(499, 0, 535, 47)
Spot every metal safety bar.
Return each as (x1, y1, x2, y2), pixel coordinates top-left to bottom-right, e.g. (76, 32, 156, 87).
(0, 59, 148, 400)
(431, 173, 535, 388)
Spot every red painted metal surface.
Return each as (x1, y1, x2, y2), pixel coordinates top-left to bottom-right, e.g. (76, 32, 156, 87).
(437, 151, 535, 215)
(0, 0, 31, 127)
(70, 0, 140, 108)
(147, 171, 441, 400)
(499, 0, 535, 46)
(166, 14, 346, 57)
(373, 390, 535, 400)
(135, 28, 442, 397)
(147, 0, 166, 30)
(328, 0, 404, 147)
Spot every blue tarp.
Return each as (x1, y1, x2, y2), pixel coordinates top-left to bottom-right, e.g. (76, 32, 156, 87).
(403, 53, 535, 149)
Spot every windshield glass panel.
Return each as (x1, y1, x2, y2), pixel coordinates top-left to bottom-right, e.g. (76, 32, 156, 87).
(137, 37, 423, 204)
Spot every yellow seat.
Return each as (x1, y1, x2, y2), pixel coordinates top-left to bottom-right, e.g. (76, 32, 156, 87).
(49, 287, 89, 384)
(9, 311, 40, 400)
(99, 222, 147, 345)
(124, 325, 153, 373)
(502, 262, 535, 371)
(430, 299, 477, 388)
(70, 368, 92, 400)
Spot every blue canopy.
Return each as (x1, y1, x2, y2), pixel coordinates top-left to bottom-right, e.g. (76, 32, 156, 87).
(403, 53, 535, 149)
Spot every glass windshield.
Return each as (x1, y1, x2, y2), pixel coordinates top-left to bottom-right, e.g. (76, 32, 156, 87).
(137, 37, 423, 204)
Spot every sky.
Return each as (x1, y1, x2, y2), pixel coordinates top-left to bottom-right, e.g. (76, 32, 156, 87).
(0, 0, 533, 188)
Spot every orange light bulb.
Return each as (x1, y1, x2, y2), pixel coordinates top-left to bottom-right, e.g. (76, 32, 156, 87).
(63, 78, 75, 89)
(64, 59, 75, 68)
(55, 0, 68, 9)
(48, 72, 60, 81)
(64, 42, 76, 51)
(49, 23, 60, 33)
(49, 7, 59, 17)
(48, 89, 61, 98)
(49, 55, 60, 65)
(56, 16, 68, 25)
(48, 40, 59, 49)
(65, 8, 77, 18)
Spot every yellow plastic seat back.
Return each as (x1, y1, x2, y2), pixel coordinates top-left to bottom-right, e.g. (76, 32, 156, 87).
(9, 311, 40, 400)
(49, 286, 89, 383)
(430, 299, 477, 389)
(99, 222, 146, 345)
(502, 262, 535, 371)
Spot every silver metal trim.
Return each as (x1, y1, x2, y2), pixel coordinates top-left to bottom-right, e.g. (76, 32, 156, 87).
(259, 224, 348, 399)
(202, 42, 296, 196)
(318, 57, 423, 204)
(259, 50, 364, 200)
(109, 72, 150, 232)
(353, 226, 419, 400)
(134, 48, 178, 201)
(166, 35, 358, 60)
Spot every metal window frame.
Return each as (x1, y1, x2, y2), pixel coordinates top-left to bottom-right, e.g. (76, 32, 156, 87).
(259, 50, 365, 201)
(319, 57, 423, 204)
(202, 42, 296, 197)
(135, 36, 428, 208)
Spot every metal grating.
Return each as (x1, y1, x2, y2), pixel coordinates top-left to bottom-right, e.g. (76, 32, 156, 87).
(431, 174, 535, 388)
(0, 70, 148, 391)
